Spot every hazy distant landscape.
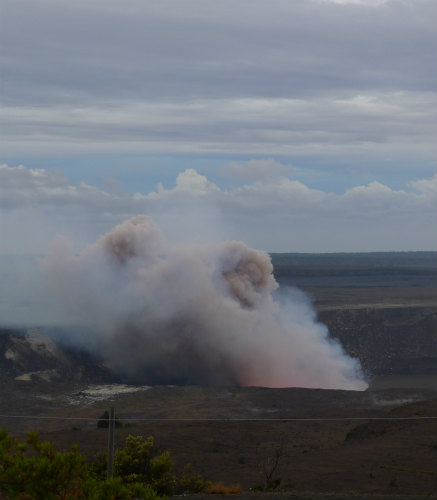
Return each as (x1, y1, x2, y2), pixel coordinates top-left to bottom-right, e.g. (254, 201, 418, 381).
(271, 251, 437, 288)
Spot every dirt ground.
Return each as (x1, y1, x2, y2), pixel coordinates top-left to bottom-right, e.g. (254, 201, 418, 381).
(1, 386, 435, 499)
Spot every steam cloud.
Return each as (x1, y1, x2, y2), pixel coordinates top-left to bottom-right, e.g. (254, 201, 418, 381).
(45, 215, 367, 389)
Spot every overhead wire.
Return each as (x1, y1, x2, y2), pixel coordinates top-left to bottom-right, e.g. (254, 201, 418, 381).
(0, 414, 435, 422)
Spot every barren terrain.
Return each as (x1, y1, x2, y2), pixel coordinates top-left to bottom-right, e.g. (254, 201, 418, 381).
(0, 252, 436, 499)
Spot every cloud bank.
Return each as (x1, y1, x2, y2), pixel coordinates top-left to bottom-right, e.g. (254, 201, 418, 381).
(0, 164, 435, 254)
(43, 215, 367, 390)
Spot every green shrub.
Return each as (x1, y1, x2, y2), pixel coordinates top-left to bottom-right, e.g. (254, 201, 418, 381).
(110, 434, 209, 496)
(176, 463, 210, 494)
(0, 429, 208, 499)
(0, 429, 88, 500)
(83, 477, 160, 500)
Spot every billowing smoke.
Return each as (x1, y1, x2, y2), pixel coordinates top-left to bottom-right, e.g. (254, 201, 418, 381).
(44, 215, 367, 390)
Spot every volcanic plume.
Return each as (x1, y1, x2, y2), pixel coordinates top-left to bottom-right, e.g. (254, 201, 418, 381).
(45, 215, 367, 389)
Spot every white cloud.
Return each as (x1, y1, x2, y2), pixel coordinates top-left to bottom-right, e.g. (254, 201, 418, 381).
(0, 164, 435, 253)
(0, 164, 112, 209)
(410, 173, 437, 198)
(173, 169, 220, 194)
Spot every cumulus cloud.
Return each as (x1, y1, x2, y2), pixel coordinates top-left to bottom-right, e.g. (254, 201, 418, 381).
(0, 164, 111, 209)
(4, 162, 433, 221)
(158, 168, 220, 197)
(410, 173, 437, 200)
(0, 164, 435, 254)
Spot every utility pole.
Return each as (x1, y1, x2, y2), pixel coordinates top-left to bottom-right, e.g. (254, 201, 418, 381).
(107, 407, 115, 479)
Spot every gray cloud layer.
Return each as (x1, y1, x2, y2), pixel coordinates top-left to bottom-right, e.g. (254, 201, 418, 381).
(1, 0, 435, 164)
(3, 0, 434, 102)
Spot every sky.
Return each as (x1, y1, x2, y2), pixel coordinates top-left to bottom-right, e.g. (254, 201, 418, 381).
(1, 0, 436, 254)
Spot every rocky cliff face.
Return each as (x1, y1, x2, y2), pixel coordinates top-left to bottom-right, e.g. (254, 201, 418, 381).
(0, 328, 114, 384)
(319, 306, 437, 377)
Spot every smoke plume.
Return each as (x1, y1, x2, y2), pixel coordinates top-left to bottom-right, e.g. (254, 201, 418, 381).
(45, 215, 367, 389)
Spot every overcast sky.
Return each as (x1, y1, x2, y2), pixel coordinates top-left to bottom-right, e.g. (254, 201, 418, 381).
(1, 0, 436, 253)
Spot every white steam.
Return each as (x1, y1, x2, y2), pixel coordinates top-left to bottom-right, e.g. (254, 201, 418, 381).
(44, 215, 367, 389)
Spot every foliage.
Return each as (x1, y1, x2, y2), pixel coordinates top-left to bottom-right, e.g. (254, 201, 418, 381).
(0, 428, 88, 500)
(0, 428, 209, 499)
(94, 434, 209, 496)
(176, 463, 210, 494)
(114, 435, 157, 481)
(82, 477, 159, 500)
